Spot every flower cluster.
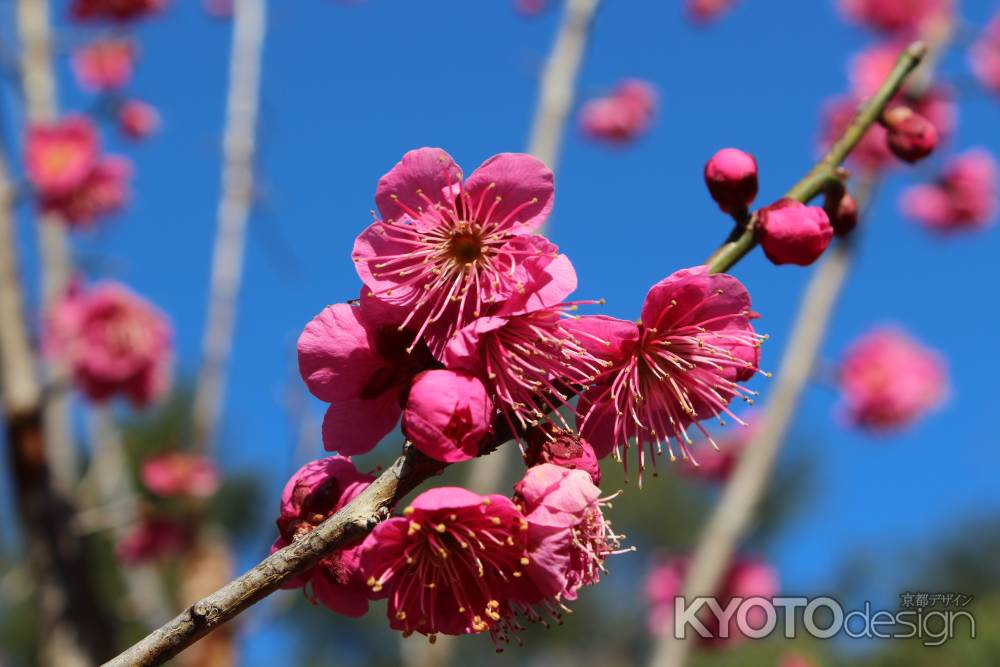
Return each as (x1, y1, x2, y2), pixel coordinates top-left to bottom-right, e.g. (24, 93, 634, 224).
(45, 281, 173, 406)
(300, 147, 764, 477)
(24, 116, 133, 227)
(285, 147, 768, 644)
(901, 149, 998, 233)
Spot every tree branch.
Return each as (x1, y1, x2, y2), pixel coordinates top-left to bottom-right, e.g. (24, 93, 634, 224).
(192, 0, 267, 454)
(107, 36, 929, 667)
(705, 41, 926, 275)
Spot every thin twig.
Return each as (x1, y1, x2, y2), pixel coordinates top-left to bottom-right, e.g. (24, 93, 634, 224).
(191, 0, 266, 454)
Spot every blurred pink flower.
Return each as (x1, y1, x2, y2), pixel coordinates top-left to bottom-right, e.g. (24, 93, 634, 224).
(514, 0, 546, 16)
(838, 327, 948, 432)
(677, 419, 754, 483)
(838, 0, 951, 35)
(882, 106, 938, 163)
(524, 423, 602, 484)
(970, 14, 1000, 94)
(646, 555, 778, 644)
(71, 0, 166, 22)
(402, 369, 494, 463)
(704, 148, 759, 216)
(685, 0, 738, 24)
(352, 148, 571, 359)
(516, 463, 620, 601)
(117, 517, 191, 564)
(579, 79, 657, 144)
(24, 115, 99, 199)
(444, 306, 603, 434)
(297, 298, 438, 455)
(72, 39, 136, 91)
(756, 198, 833, 266)
(271, 456, 375, 617)
(359, 487, 531, 643)
(574, 267, 763, 477)
(900, 149, 998, 233)
(118, 100, 160, 141)
(41, 155, 132, 227)
(45, 281, 173, 406)
(141, 451, 219, 498)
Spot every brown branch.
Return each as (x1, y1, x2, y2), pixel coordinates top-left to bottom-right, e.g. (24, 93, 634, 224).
(109, 32, 930, 667)
(0, 143, 116, 666)
(191, 0, 267, 454)
(102, 445, 445, 667)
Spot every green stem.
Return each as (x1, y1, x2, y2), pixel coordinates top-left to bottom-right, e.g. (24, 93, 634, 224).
(706, 40, 927, 274)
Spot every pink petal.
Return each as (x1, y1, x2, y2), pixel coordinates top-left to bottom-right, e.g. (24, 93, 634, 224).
(352, 223, 421, 301)
(321, 393, 402, 455)
(575, 386, 618, 459)
(499, 238, 578, 315)
(463, 153, 554, 233)
(374, 147, 461, 224)
(442, 316, 509, 371)
(641, 267, 752, 332)
(298, 304, 385, 403)
(560, 315, 640, 362)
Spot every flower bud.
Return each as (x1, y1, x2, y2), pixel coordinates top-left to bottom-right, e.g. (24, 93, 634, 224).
(882, 106, 938, 163)
(756, 198, 833, 266)
(704, 148, 759, 215)
(524, 424, 601, 484)
(823, 190, 859, 237)
(403, 369, 494, 463)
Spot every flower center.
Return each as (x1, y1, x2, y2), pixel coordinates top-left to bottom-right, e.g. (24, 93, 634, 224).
(447, 230, 482, 265)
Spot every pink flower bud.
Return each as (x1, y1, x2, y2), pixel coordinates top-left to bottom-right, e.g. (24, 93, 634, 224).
(704, 148, 759, 215)
(524, 424, 601, 484)
(823, 190, 859, 237)
(118, 100, 160, 140)
(882, 106, 938, 163)
(756, 199, 833, 266)
(403, 369, 494, 463)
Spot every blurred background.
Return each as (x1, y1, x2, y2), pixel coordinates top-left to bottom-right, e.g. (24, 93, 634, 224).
(0, 0, 998, 665)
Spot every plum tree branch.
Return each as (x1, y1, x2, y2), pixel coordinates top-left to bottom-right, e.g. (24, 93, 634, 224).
(106, 36, 928, 667)
(706, 41, 926, 274)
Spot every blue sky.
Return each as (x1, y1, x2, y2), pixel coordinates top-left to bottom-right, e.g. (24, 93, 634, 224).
(3, 0, 1000, 661)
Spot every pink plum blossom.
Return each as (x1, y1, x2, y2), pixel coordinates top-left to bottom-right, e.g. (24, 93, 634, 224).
(71, 0, 166, 22)
(900, 149, 998, 233)
(579, 79, 657, 144)
(297, 297, 438, 455)
(71, 39, 136, 92)
(45, 281, 173, 406)
(756, 199, 833, 266)
(359, 487, 532, 643)
(685, 0, 738, 24)
(837, 327, 948, 432)
(271, 457, 375, 617)
(646, 555, 778, 644)
(970, 14, 1000, 95)
(352, 148, 573, 359)
(838, 0, 951, 35)
(402, 369, 494, 463)
(118, 100, 161, 140)
(41, 156, 132, 227)
(524, 423, 602, 484)
(574, 267, 764, 477)
(515, 464, 620, 601)
(117, 516, 191, 564)
(24, 115, 99, 199)
(444, 306, 607, 435)
(141, 451, 220, 498)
